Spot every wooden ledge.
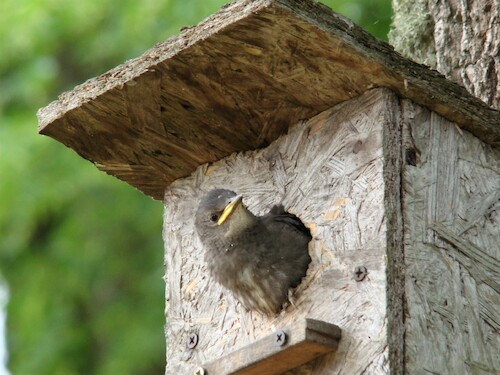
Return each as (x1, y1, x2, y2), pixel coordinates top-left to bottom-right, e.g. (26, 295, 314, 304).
(37, 0, 499, 199)
(200, 319, 341, 375)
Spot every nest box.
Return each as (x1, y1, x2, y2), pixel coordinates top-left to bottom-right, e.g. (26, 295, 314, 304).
(38, 0, 499, 374)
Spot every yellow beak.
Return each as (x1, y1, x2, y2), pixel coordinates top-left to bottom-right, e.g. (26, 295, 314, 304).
(217, 195, 243, 225)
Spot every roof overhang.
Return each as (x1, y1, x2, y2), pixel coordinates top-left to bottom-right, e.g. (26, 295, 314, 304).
(37, 0, 499, 200)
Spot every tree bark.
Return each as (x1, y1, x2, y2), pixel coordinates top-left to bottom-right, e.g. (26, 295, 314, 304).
(390, 0, 499, 109)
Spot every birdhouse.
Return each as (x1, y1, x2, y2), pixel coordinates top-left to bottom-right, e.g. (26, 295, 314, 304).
(37, 0, 499, 374)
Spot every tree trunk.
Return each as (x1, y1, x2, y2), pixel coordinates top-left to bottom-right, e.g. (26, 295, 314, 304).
(390, 0, 499, 109)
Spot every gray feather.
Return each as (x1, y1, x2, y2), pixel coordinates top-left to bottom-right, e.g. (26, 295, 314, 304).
(195, 189, 311, 315)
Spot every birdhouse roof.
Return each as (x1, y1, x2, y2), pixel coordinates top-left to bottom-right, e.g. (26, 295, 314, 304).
(37, 0, 499, 200)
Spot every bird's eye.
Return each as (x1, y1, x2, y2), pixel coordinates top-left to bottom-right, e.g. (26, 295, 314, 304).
(210, 213, 219, 222)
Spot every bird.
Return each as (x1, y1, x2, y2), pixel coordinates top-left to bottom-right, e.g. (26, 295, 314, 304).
(195, 189, 312, 315)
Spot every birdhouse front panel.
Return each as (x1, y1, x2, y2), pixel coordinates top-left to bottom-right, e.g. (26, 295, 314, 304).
(163, 89, 400, 374)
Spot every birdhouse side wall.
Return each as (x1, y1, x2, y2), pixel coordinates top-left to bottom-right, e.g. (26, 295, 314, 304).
(163, 88, 402, 374)
(401, 100, 500, 374)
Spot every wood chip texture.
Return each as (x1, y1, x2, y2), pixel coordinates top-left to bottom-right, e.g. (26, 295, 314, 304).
(402, 100, 500, 374)
(163, 89, 401, 374)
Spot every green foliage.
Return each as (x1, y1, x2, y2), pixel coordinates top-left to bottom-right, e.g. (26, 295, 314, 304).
(323, 0, 392, 40)
(0, 0, 390, 374)
(1, 117, 166, 374)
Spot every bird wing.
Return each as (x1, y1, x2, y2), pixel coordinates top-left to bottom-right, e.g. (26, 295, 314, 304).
(264, 205, 312, 240)
(261, 205, 312, 290)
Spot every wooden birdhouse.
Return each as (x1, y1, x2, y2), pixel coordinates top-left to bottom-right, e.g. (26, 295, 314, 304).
(37, 0, 499, 374)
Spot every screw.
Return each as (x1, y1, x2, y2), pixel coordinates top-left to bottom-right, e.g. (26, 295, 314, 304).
(194, 367, 205, 375)
(355, 266, 368, 282)
(275, 330, 287, 346)
(186, 333, 198, 349)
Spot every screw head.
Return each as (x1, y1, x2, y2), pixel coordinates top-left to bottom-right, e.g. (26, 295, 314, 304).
(354, 266, 368, 281)
(275, 330, 287, 346)
(186, 333, 198, 349)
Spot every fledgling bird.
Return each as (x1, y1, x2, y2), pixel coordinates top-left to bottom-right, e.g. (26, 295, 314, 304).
(195, 189, 312, 315)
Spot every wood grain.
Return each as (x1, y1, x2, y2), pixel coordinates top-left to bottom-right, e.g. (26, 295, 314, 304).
(163, 89, 401, 374)
(201, 319, 341, 375)
(37, 0, 499, 200)
(401, 100, 500, 374)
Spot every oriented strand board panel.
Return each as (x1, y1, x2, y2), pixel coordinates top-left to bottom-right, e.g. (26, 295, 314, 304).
(163, 89, 402, 374)
(202, 319, 341, 374)
(402, 101, 500, 374)
(37, 0, 499, 200)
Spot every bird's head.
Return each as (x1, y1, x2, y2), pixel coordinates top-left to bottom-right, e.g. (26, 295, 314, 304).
(195, 189, 256, 246)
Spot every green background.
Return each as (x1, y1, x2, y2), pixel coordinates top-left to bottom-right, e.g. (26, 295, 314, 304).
(0, 0, 391, 373)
